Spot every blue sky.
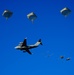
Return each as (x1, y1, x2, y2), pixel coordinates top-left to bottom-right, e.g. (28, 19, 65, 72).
(0, 0, 74, 75)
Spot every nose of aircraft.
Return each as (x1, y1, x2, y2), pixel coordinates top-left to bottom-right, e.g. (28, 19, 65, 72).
(14, 46, 17, 49)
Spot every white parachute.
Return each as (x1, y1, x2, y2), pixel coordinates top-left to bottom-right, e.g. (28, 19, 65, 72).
(60, 7, 71, 17)
(27, 12, 37, 23)
(2, 10, 13, 19)
(66, 57, 70, 61)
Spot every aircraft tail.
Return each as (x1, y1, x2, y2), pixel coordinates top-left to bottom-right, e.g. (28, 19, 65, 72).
(34, 39, 43, 46)
(38, 39, 43, 45)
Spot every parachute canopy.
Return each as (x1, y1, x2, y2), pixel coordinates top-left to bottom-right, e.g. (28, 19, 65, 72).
(60, 7, 71, 17)
(27, 12, 37, 22)
(2, 10, 13, 19)
(60, 56, 64, 59)
(66, 57, 70, 61)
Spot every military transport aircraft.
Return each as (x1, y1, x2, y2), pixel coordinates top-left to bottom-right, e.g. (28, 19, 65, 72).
(15, 38, 42, 54)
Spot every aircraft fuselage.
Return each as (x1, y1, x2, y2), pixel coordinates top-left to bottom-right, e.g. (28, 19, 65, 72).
(15, 45, 37, 50)
(15, 38, 42, 54)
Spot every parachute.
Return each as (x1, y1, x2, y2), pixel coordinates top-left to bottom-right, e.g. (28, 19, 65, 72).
(27, 12, 37, 23)
(66, 57, 70, 61)
(2, 10, 13, 19)
(60, 56, 64, 59)
(60, 7, 71, 17)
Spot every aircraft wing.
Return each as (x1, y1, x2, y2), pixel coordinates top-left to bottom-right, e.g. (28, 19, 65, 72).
(21, 38, 27, 47)
(23, 49, 32, 54)
(26, 49, 32, 54)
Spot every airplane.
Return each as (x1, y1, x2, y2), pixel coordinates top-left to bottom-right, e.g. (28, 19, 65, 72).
(15, 38, 42, 54)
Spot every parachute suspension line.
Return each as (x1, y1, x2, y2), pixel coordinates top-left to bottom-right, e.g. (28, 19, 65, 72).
(31, 19, 34, 24)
